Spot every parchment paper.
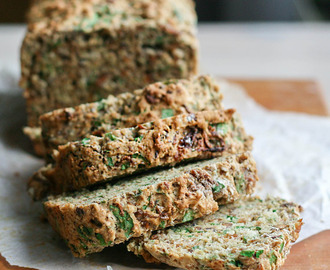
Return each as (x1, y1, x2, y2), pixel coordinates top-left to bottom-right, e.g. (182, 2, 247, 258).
(0, 74, 329, 269)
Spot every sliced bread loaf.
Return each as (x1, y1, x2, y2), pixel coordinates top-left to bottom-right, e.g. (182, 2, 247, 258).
(128, 196, 303, 270)
(39, 75, 223, 158)
(28, 109, 253, 200)
(21, 0, 198, 128)
(44, 152, 258, 257)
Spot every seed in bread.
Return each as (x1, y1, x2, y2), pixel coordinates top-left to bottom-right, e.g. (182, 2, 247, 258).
(128, 196, 303, 270)
(44, 152, 258, 257)
(28, 109, 253, 200)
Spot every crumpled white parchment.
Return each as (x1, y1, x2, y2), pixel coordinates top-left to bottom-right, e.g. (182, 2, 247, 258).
(0, 76, 329, 269)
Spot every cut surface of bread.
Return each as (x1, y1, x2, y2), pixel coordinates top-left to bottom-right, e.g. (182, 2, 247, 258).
(28, 109, 253, 200)
(128, 196, 303, 270)
(44, 152, 258, 257)
(39, 75, 223, 158)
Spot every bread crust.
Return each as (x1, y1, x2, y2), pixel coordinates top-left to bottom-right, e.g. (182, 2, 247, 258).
(44, 152, 258, 257)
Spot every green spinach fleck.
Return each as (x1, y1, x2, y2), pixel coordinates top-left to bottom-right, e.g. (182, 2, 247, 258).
(269, 251, 277, 265)
(105, 132, 117, 141)
(240, 250, 254, 257)
(182, 209, 195, 222)
(81, 138, 90, 146)
(107, 157, 114, 167)
(256, 250, 264, 258)
(95, 233, 106, 246)
(110, 205, 134, 238)
(212, 181, 225, 193)
(161, 108, 174, 119)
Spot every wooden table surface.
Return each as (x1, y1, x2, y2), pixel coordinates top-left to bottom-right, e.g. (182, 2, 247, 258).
(0, 79, 329, 270)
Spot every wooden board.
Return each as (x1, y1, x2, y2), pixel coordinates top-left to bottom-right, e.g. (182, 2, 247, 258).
(227, 78, 329, 116)
(1, 79, 329, 270)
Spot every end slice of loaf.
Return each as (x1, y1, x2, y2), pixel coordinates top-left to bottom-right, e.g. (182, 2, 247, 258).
(39, 75, 223, 158)
(128, 196, 303, 270)
(21, 0, 198, 129)
(44, 152, 258, 257)
(28, 109, 253, 200)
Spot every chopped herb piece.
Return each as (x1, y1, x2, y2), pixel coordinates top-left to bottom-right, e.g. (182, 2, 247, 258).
(182, 209, 195, 222)
(134, 135, 143, 142)
(163, 79, 178, 85)
(184, 227, 193, 233)
(230, 260, 243, 267)
(273, 209, 277, 212)
(192, 245, 200, 250)
(121, 163, 130, 170)
(226, 215, 238, 222)
(107, 157, 114, 167)
(95, 233, 106, 246)
(212, 182, 225, 193)
(256, 250, 264, 258)
(242, 237, 248, 243)
(82, 162, 90, 171)
(215, 123, 229, 135)
(269, 251, 277, 265)
(105, 132, 117, 141)
(82, 226, 93, 236)
(279, 242, 284, 253)
(159, 221, 166, 229)
(81, 138, 90, 146)
(256, 226, 262, 231)
(109, 205, 134, 238)
(240, 250, 254, 257)
(93, 120, 102, 127)
(235, 175, 245, 194)
(132, 153, 150, 164)
(135, 189, 142, 197)
(142, 205, 147, 210)
(77, 227, 89, 241)
(97, 101, 105, 111)
(161, 108, 174, 119)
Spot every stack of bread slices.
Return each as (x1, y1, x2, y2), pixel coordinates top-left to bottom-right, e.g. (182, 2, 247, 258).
(27, 76, 303, 269)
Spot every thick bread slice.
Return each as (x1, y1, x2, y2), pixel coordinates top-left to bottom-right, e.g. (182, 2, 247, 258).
(28, 109, 253, 200)
(39, 75, 223, 158)
(128, 196, 303, 270)
(44, 152, 258, 257)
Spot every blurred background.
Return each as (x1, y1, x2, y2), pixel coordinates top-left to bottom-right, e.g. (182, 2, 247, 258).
(1, 0, 330, 22)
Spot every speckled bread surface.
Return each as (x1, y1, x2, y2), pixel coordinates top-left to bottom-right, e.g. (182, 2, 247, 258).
(44, 152, 258, 257)
(28, 109, 253, 200)
(39, 75, 223, 158)
(20, 0, 198, 131)
(128, 196, 303, 270)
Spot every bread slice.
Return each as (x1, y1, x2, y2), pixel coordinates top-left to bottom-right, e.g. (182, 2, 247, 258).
(28, 109, 253, 200)
(44, 152, 258, 257)
(39, 75, 223, 158)
(128, 196, 303, 270)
